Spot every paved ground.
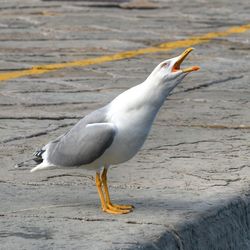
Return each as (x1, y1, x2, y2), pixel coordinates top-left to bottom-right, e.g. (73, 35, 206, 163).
(0, 0, 250, 249)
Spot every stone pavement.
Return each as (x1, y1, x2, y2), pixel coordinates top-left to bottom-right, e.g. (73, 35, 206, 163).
(0, 0, 250, 249)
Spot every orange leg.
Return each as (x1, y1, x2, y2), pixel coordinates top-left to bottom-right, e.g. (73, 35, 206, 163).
(95, 172, 131, 214)
(101, 168, 134, 211)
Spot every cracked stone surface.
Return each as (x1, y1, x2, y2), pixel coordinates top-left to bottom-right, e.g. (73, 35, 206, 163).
(0, 0, 250, 249)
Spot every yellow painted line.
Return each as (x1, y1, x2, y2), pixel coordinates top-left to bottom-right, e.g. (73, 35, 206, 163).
(1, 23, 250, 82)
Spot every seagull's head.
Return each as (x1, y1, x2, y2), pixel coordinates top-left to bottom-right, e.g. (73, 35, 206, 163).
(147, 48, 200, 92)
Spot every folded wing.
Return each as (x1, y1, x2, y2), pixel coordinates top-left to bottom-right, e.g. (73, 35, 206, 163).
(46, 122, 116, 167)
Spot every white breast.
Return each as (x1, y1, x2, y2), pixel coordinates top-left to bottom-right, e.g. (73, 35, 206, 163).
(105, 109, 153, 164)
(101, 82, 163, 165)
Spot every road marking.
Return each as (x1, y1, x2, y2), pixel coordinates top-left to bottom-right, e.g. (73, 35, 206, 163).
(0, 23, 250, 82)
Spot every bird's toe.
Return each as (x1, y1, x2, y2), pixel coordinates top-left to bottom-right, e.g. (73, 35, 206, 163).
(111, 204, 134, 210)
(103, 207, 132, 215)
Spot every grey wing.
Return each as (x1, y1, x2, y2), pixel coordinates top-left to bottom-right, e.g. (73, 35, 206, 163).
(46, 122, 116, 167)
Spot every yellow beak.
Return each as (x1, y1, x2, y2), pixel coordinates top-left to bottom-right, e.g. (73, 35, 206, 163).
(172, 48, 200, 73)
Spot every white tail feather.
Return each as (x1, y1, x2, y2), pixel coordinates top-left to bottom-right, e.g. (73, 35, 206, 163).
(30, 162, 51, 173)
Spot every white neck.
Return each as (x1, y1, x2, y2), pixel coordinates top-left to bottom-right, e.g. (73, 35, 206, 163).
(109, 77, 174, 121)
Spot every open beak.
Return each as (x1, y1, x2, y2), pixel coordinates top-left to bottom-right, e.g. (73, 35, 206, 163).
(172, 48, 200, 73)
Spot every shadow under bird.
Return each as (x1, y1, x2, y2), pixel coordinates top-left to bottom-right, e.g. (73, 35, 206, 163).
(29, 48, 200, 214)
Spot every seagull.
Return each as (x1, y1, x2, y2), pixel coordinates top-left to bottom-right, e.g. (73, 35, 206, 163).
(30, 48, 200, 214)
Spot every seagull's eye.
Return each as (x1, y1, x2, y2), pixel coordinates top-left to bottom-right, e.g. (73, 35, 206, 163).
(161, 62, 169, 68)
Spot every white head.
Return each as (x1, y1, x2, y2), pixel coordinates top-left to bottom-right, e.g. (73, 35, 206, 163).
(146, 48, 200, 93)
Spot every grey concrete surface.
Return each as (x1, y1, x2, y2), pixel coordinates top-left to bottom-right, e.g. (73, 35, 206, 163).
(0, 0, 250, 249)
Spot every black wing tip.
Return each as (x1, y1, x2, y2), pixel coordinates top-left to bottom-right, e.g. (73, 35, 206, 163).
(33, 149, 45, 163)
(14, 156, 39, 169)
(34, 149, 45, 158)
(14, 163, 24, 168)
